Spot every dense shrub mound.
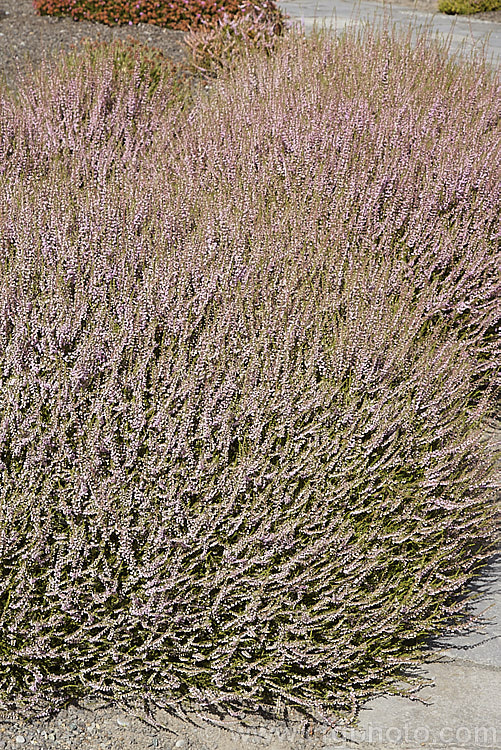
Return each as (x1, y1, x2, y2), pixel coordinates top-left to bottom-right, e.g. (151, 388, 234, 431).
(0, 17, 500, 732)
(32, 0, 290, 34)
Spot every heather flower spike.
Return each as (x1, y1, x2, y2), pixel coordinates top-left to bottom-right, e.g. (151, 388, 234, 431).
(0, 10, 499, 734)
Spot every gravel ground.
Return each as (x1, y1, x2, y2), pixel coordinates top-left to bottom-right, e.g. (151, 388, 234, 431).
(0, 693, 351, 750)
(0, 0, 211, 101)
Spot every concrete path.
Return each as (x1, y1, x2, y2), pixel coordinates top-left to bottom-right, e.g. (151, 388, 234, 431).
(321, 552, 501, 749)
(276, 0, 501, 71)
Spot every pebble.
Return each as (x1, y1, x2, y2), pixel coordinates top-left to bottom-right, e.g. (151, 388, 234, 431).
(0, 700, 336, 750)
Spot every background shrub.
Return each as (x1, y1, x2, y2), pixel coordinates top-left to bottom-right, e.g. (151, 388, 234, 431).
(182, 0, 291, 81)
(438, 0, 501, 13)
(0, 16, 499, 732)
(32, 0, 291, 33)
(438, 0, 501, 15)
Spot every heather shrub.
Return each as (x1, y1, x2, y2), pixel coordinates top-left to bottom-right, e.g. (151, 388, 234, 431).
(64, 37, 201, 103)
(0, 36, 199, 185)
(0, 15, 500, 734)
(438, 0, 501, 13)
(32, 0, 291, 33)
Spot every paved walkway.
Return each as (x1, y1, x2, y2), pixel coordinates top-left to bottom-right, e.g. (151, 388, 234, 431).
(276, 0, 501, 71)
(324, 553, 501, 749)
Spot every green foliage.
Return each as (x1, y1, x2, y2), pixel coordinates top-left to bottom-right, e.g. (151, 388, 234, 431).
(438, 0, 501, 13)
(62, 36, 200, 111)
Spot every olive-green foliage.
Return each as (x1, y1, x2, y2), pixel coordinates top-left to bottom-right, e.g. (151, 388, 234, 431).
(63, 36, 201, 113)
(438, 0, 501, 13)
